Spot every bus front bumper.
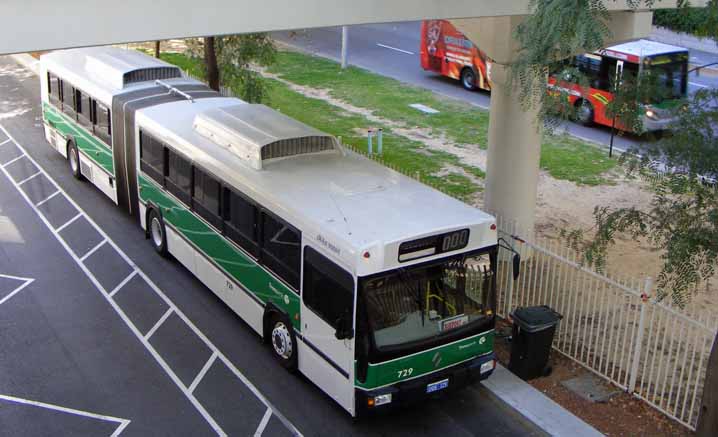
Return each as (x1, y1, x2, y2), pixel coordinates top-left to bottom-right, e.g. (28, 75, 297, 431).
(356, 352, 496, 415)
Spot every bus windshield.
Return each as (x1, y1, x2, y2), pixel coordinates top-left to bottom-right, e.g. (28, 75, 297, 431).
(645, 55, 688, 101)
(361, 252, 495, 351)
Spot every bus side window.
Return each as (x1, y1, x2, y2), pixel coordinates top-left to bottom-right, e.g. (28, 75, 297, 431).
(61, 80, 75, 118)
(192, 167, 223, 230)
(222, 188, 259, 258)
(303, 246, 354, 331)
(166, 149, 192, 206)
(95, 102, 112, 146)
(139, 130, 164, 185)
(77, 90, 92, 129)
(47, 72, 61, 107)
(261, 212, 300, 291)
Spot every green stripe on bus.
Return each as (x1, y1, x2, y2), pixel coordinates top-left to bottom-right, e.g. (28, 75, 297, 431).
(43, 102, 114, 175)
(356, 330, 494, 390)
(138, 175, 301, 329)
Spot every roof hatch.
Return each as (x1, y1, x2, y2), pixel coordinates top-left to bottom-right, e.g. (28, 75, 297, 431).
(193, 104, 338, 170)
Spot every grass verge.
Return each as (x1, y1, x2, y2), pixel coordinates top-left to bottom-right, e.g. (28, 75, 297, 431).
(268, 49, 617, 185)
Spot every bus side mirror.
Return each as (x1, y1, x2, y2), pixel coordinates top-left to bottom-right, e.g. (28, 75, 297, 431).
(512, 253, 521, 281)
(335, 314, 354, 340)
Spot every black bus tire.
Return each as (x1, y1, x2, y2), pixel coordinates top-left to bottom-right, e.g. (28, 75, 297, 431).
(67, 141, 82, 180)
(268, 313, 298, 372)
(148, 208, 169, 257)
(461, 68, 477, 91)
(575, 99, 595, 126)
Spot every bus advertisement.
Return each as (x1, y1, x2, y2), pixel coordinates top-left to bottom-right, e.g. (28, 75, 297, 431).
(420, 20, 689, 133)
(40, 47, 502, 417)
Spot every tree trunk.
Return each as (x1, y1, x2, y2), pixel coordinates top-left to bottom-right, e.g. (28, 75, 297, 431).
(154, 41, 161, 58)
(697, 332, 718, 436)
(204, 36, 220, 91)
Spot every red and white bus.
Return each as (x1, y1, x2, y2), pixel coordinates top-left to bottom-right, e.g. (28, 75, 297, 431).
(420, 20, 689, 132)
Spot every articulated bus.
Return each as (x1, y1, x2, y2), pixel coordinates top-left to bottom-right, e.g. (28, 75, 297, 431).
(40, 47, 499, 416)
(420, 20, 689, 132)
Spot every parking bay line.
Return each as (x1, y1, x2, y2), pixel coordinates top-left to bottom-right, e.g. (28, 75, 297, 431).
(108, 271, 138, 298)
(0, 394, 131, 437)
(0, 124, 302, 437)
(35, 190, 61, 207)
(2, 153, 27, 168)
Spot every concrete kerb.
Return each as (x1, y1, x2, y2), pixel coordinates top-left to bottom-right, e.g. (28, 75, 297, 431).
(10, 52, 601, 437)
(483, 365, 604, 437)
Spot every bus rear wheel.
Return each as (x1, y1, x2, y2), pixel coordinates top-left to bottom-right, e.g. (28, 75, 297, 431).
(575, 100, 595, 126)
(68, 141, 82, 180)
(461, 68, 477, 91)
(269, 314, 298, 371)
(148, 209, 168, 257)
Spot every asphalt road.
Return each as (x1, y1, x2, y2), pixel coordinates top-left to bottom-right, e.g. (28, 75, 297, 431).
(0, 56, 545, 436)
(273, 21, 718, 153)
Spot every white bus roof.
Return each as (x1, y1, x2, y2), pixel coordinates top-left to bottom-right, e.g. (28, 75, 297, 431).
(603, 39, 688, 59)
(40, 47, 194, 104)
(137, 98, 495, 274)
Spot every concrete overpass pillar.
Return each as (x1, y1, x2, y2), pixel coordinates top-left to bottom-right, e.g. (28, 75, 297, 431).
(484, 63, 542, 236)
(451, 16, 540, 236)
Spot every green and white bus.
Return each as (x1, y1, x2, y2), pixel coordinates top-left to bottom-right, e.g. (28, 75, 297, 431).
(40, 47, 499, 416)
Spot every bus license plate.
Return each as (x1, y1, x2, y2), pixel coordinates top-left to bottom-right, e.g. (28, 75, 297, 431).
(426, 379, 449, 393)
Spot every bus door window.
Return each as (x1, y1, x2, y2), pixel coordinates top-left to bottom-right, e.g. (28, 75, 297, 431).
(596, 57, 617, 91)
(302, 246, 354, 338)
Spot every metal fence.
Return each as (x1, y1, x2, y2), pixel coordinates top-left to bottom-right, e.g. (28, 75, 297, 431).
(487, 219, 718, 430)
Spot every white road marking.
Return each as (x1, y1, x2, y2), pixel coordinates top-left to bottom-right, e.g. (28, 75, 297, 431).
(108, 270, 138, 298)
(35, 190, 61, 207)
(80, 239, 107, 261)
(144, 308, 173, 340)
(0, 125, 303, 437)
(16, 170, 41, 186)
(376, 43, 414, 55)
(688, 81, 709, 89)
(0, 273, 34, 306)
(254, 408, 273, 437)
(55, 212, 82, 232)
(0, 394, 131, 437)
(189, 352, 218, 393)
(2, 154, 27, 168)
(0, 138, 11, 146)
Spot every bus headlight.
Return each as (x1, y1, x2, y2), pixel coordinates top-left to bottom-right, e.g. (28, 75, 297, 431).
(645, 109, 657, 120)
(370, 393, 392, 407)
(480, 360, 495, 374)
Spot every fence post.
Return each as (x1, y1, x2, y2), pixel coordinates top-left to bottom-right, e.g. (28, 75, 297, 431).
(628, 276, 653, 393)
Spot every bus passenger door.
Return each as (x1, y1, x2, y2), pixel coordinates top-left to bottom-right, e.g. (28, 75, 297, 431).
(299, 246, 356, 414)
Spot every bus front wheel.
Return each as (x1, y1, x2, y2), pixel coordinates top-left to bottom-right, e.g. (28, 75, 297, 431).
(461, 68, 477, 91)
(575, 100, 595, 126)
(148, 209, 169, 257)
(269, 314, 298, 371)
